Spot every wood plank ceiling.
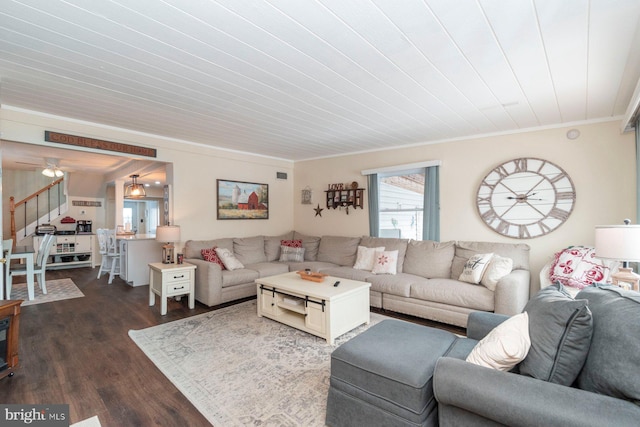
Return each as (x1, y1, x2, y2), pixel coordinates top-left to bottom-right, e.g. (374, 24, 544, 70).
(1, 0, 640, 161)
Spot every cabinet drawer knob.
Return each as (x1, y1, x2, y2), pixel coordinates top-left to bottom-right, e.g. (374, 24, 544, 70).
(173, 274, 185, 279)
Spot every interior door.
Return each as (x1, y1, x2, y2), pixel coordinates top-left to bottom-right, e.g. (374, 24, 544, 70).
(0, 142, 5, 298)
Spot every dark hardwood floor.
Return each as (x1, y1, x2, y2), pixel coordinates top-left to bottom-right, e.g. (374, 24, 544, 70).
(0, 267, 465, 426)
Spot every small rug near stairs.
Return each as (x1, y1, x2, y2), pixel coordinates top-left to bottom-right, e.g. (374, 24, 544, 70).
(129, 300, 387, 426)
(9, 278, 84, 306)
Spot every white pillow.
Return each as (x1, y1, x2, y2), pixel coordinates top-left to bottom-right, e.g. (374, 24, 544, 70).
(372, 250, 398, 275)
(466, 312, 531, 371)
(459, 253, 494, 284)
(353, 246, 385, 271)
(214, 247, 245, 270)
(481, 255, 514, 291)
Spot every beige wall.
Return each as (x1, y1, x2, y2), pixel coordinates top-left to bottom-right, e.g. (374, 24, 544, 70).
(1, 108, 295, 252)
(294, 120, 637, 292)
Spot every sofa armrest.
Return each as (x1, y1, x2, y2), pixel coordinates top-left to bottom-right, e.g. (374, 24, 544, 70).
(493, 269, 530, 315)
(433, 357, 640, 427)
(466, 311, 509, 340)
(185, 258, 223, 307)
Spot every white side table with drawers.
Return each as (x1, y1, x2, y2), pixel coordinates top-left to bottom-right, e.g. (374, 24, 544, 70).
(148, 262, 196, 315)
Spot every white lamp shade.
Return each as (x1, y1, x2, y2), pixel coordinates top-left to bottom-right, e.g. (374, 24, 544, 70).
(156, 225, 181, 243)
(595, 225, 640, 262)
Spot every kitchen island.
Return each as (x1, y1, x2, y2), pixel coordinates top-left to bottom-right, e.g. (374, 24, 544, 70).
(118, 234, 163, 286)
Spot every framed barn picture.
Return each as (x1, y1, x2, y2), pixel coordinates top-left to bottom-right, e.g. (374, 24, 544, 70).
(217, 179, 269, 220)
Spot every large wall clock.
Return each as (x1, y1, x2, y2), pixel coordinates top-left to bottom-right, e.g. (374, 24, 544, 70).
(476, 157, 576, 239)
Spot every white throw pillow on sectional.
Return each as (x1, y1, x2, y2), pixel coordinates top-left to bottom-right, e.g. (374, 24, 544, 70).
(481, 255, 514, 291)
(353, 246, 385, 271)
(214, 247, 245, 271)
(466, 312, 531, 371)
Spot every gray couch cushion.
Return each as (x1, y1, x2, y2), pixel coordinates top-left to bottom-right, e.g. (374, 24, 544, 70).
(293, 232, 321, 261)
(404, 240, 455, 278)
(451, 241, 530, 279)
(366, 273, 418, 297)
(576, 285, 640, 403)
(221, 268, 259, 287)
(317, 235, 360, 266)
(233, 236, 267, 265)
(360, 236, 409, 273)
(518, 283, 592, 385)
(184, 238, 234, 259)
(263, 232, 294, 261)
(244, 262, 289, 278)
(410, 278, 494, 311)
(330, 319, 458, 418)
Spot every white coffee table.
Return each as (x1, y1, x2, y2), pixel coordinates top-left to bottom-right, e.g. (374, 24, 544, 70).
(256, 271, 371, 344)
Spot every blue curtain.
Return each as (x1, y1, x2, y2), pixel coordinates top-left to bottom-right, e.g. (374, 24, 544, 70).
(423, 166, 440, 241)
(367, 174, 379, 237)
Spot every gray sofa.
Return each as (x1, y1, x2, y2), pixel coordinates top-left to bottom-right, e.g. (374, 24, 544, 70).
(326, 284, 640, 427)
(184, 232, 531, 327)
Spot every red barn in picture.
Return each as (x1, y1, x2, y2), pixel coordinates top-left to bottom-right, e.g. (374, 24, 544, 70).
(238, 191, 266, 210)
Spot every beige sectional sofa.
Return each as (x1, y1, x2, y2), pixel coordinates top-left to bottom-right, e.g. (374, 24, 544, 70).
(184, 232, 531, 327)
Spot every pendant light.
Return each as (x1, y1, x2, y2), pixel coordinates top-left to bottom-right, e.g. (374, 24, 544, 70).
(124, 174, 146, 198)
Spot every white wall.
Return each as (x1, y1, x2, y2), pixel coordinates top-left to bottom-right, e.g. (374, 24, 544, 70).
(294, 120, 637, 293)
(1, 108, 295, 253)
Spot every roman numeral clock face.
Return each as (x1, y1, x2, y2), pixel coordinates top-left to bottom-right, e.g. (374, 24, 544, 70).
(476, 158, 576, 238)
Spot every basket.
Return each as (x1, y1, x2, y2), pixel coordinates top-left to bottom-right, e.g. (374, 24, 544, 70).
(296, 270, 327, 283)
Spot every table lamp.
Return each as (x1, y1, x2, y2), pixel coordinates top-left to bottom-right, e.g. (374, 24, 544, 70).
(156, 225, 181, 264)
(595, 220, 640, 291)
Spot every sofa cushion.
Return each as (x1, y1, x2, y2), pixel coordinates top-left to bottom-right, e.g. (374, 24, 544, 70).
(244, 262, 289, 278)
(403, 240, 455, 279)
(576, 285, 640, 404)
(518, 283, 592, 385)
(452, 241, 530, 279)
(372, 250, 399, 275)
(233, 236, 266, 265)
(410, 278, 495, 311)
(466, 312, 531, 371)
(221, 268, 259, 287)
(317, 236, 360, 266)
(184, 238, 233, 259)
(360, 237, 409, 273)
(366, 273, 417, 297)
(293, 232, 321, 261)
(263, 232, 294, 261)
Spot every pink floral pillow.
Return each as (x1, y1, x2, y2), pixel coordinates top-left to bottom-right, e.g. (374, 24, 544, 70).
(281, 239, 303, 248)
(549, 246, 611, 290)
(201, 247, 226, 269)
(372, 250, 399, 275)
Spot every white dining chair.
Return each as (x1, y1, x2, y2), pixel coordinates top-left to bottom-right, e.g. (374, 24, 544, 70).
(7, 233, 56, 300)
(106, 229, 120, 284)
(96, 229, 111, 279)
(2, 239, 13, 300)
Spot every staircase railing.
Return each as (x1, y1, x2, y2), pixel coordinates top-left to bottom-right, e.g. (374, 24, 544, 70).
(10, 177, 65, 244)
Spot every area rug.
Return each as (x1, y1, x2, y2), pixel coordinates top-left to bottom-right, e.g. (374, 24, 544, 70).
(9, 278, 84, 306)
(129, 300, 387, 426)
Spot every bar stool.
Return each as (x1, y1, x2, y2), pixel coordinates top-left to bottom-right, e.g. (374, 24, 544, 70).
(106, 229, 120, 284)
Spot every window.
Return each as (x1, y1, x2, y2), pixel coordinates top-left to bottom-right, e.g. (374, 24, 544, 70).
(364, 161, 440, 241)
(378, 170, 425, 240)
